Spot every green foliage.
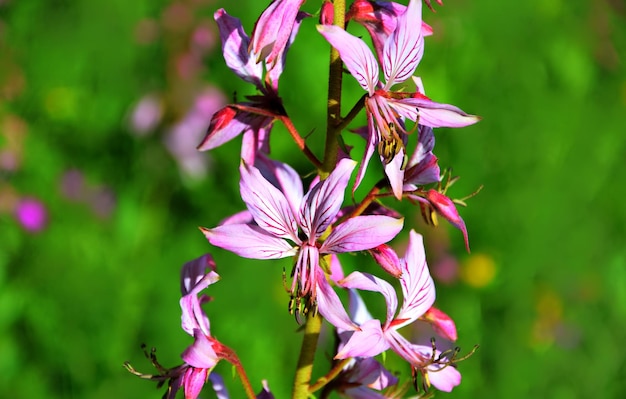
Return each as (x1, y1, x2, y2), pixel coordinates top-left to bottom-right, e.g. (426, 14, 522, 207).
(0, 0, 625, 398)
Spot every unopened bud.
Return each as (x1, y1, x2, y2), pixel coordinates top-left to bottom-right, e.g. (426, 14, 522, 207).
(426, 189, 470, 252)
(422, 306, 458, 341)
(369, 244, 402, 277)
(320, 1, 334, 25)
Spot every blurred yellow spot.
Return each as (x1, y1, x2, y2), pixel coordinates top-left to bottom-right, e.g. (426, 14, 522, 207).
(460, 253, 496, 288)
(530, 287, 563, 349)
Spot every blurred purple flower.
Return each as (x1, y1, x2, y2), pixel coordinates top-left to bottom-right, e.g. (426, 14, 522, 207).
(165, 87, 226, 180)
(60, 169, 85, 200)
(129, 94, 163, 136)
(15, 197, 47, 232)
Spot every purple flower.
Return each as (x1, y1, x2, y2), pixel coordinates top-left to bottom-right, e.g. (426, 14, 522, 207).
(347, 0, 434, 62)
(201, 158, 403, 328)
(334, 288, 400, 398)
(173, 255, 223, 399)
(336, 231, 462, 393)
(15, 197, 47, 232)
(318, 0, 479, 199)
(198, 5, 306, 164)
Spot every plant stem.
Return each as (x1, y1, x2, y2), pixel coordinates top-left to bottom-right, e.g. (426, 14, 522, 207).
(308, 358, 352, 394)
(279, 115, 323, 169)
(321, 0, 347, 178)
(291, 312, 322, 399)
(233, 361, 258, 399)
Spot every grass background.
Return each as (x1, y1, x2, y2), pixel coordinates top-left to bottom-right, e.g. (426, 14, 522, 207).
(1, 0, 625, 398)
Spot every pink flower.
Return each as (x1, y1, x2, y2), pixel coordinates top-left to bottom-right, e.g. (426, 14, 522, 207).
(336, 231, 462, 392)
(201, 158, 403, 328)
(198, 5, 306, 164)
(318, 0, 478, 198)
(15, 197, 47, 232)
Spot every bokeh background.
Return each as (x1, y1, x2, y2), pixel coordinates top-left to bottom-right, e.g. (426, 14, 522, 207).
(1, 0, 625, 398)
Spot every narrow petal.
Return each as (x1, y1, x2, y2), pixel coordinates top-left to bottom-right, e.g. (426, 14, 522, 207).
(321, 215, 403, 254)
(353, 111, 378, 194)
(209, 374, 231, 399)
(180, 270, 219, 336)
(301, 159, 356, 240)
(349, 357, 398, 390)
(339, 271, 397, 327)
(386, 329, 428, 366)
(201, 225, 297, 259)
(402, 95, 481, 128)
(250, 0, 306, 67)
(180, 254, 218, 296)
(197, 106, 239, 151)
(335, 319, 389, 359)
(383, 147, 406, 200)
(254, 155, 304, 216)
(241, 117, 273, 164)
(240, 162, 299, 241)
(267, 11, 307, 91)
(383, 0, 423, 87)
(317, 25, 379, 95)
(348, 289, 374, 326)
(407, 124, 435, 168)
(214, 9, 263, 87)
(182, 366, 210, 399)
(394, 231, 436, 328)
(316, 270, 358, 331)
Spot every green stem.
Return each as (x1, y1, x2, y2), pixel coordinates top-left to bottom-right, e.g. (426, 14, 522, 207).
(320, 0, 347, 178)
(291, 313, 322, 399)
(308, 358, 352, 394)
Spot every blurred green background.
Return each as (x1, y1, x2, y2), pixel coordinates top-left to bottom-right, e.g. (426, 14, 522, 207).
(1, 0, 625, 398)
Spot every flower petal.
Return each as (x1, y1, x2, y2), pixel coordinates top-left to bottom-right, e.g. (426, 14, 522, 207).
(322, 215, 403, 254)
(182, 329, 219, 369)
(394, 231, 436, 328)
(426, 362, 462, 392)
(254, 155, 304, 216)
(339, 271, 397, 327)
(301, 158, 356, 240)
(250, 0, 306, 67)
(240, 162, 299, 241)
(335, 319, 389, 359)
(182, 366, 210, 399)
(201, 225, 297, 259)
(316, 269, 358, 331)
(214, 9, 263, 87)
(383, 146, 406, 200)
(402, 95, 481, 128)
(383, 0, 423, 87)
(317, 24, 379, 95)
(209, 374, 230, 399)
(180, 254, 218, 296)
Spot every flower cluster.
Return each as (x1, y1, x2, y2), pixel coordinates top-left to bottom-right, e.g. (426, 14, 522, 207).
(128, 1, 480, 398)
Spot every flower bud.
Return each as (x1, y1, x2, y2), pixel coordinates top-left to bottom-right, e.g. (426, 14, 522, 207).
(422, 306, 458, 341)
(320, 0, 334, 25)
(426, 189, 470, 252)
(369, 244, 402, 277)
